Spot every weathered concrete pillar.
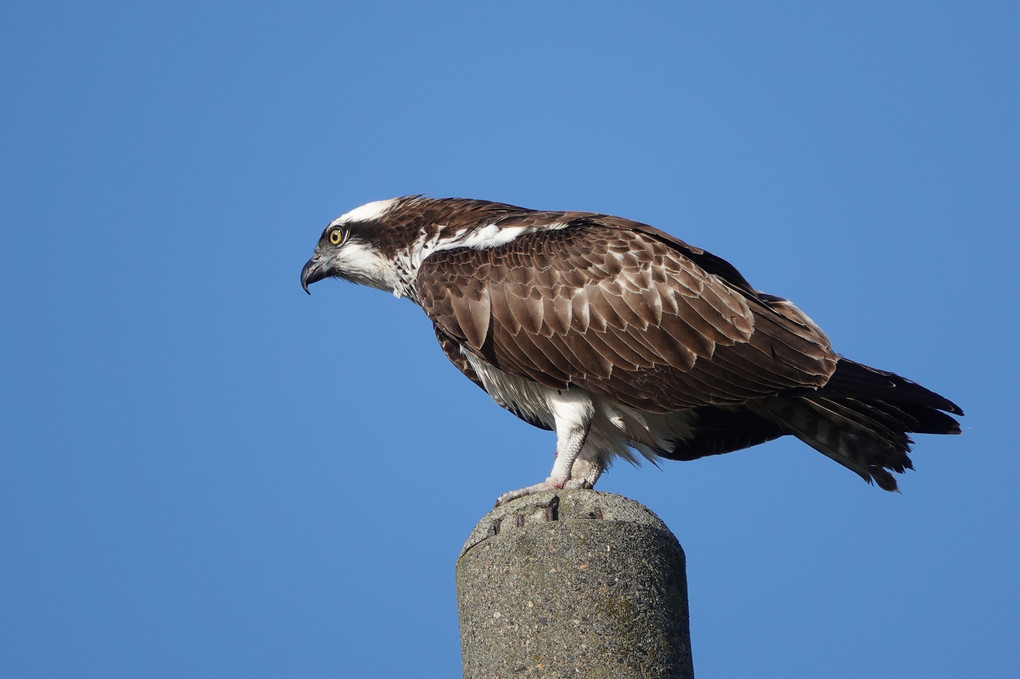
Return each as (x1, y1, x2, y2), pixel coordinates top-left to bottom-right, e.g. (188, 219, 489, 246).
(456, 489, 693, 679)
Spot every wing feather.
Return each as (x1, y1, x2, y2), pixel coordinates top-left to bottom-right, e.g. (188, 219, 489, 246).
(491, 322, 569, 388)
(416, 215, 837, 410)
(488, 284, 522, 335)
(448, 287, 490, 349)
(600, 324, 663, 366)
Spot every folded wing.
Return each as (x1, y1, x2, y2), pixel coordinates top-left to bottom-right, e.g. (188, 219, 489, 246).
(416, 213, 839, 413)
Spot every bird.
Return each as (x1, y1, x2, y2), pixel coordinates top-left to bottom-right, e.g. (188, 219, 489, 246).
(301, 196, 962, 505)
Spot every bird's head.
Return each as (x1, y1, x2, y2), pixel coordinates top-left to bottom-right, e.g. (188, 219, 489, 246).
(300, 198, 410, 296)
(302, 195, 542, 299)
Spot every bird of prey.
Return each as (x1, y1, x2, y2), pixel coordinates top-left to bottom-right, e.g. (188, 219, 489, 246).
(301, 196, 962, 505)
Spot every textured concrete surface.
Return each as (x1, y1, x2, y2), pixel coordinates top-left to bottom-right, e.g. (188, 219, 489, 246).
(456, 490, 693, 678)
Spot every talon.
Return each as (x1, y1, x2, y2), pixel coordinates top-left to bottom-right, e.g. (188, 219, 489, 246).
(494, 477, 566, 506)
(563, 479, 594, 490)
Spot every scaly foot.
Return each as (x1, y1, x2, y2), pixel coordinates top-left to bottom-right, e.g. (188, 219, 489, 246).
(494, 477, 593, 507)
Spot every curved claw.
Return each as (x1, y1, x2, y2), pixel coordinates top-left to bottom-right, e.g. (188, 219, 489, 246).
(494, 477, 570, 507)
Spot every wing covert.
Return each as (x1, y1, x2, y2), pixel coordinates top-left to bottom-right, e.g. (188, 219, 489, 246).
(416, 217, 837, 411)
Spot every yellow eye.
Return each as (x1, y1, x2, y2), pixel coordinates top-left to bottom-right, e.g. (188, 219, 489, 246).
(328, 229, 344, 245)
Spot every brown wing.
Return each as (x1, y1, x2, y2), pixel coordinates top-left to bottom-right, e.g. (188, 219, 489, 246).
(415, 214, 838, 413)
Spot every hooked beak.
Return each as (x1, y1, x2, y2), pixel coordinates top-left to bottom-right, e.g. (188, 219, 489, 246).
(300, 255, 329, 294)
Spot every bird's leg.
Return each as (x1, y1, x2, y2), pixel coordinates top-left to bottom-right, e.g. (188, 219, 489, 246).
(565, 456, 604, 490)
(494, 424, 588, 505)
(495, 391, 593, 506)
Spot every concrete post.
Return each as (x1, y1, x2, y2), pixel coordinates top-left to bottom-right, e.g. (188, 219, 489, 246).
(456, 489, 694, 679)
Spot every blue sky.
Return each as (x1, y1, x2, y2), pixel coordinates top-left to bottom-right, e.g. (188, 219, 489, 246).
(2, 1, 1018, 677)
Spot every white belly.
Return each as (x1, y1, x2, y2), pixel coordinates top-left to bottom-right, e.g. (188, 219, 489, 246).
(461, 349, 697, 467)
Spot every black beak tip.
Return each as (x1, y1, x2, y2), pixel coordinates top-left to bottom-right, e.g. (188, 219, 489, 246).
(301, 257, 326, 294)
(300, 265, 311, 295)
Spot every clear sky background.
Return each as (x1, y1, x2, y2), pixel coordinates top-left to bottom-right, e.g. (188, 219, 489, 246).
(3, 2, 1018, 677)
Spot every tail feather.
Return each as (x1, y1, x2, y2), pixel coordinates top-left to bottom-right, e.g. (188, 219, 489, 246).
(810, 359, 963, 417)
(760, 359, 961, 491)
(758, 396, 904, 490)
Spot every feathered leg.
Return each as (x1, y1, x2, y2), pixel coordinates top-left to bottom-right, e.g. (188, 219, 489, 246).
(495, 391, 594, 506)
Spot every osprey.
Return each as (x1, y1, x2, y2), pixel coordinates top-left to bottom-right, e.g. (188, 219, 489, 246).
(301, 196, 962, 504)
